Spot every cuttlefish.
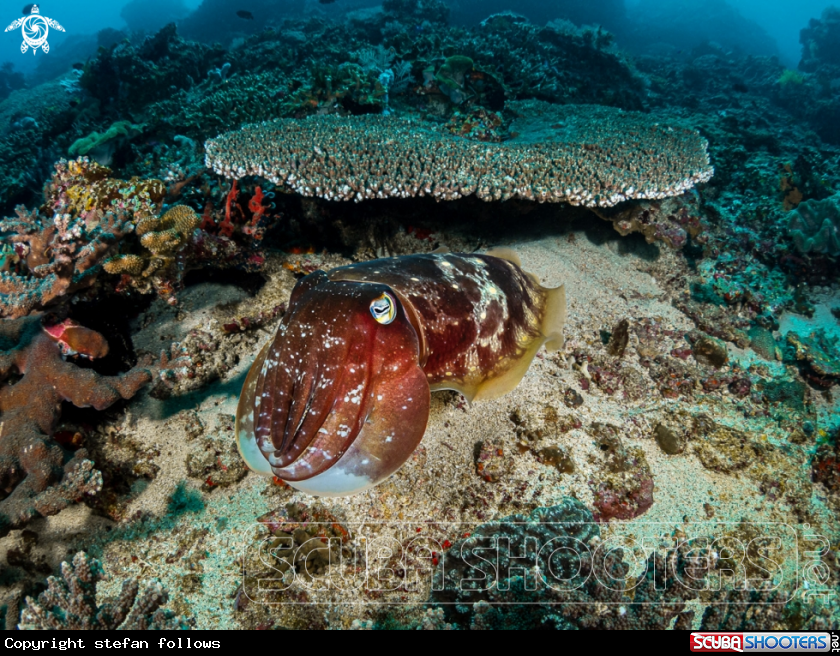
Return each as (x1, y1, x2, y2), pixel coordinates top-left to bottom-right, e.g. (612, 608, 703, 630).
(236, 249, 566, 496)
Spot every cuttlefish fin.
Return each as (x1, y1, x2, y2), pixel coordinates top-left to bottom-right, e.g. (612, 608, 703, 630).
(465, 328, 547, 401)
(432, 274, 567, 404)
(541, 283, 566, 352)
(484, 247, 521, 267)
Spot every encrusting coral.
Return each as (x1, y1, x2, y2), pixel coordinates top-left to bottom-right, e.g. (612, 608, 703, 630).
(45, 158, 165, 223)
(205, 100, 713, 207)
(19, 551, 188, 630)
(0, 315, 171, 536)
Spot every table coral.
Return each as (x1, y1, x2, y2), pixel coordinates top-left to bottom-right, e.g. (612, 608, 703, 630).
(0, 316, 162, 536)
(205, 100, 712, 207)
(19, 551, 188, 630)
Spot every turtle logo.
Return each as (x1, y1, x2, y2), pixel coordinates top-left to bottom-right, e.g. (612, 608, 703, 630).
(5, 5, 64, 55)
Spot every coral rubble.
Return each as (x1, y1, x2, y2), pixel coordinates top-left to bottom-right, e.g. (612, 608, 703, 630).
(0, 0, 839, 632)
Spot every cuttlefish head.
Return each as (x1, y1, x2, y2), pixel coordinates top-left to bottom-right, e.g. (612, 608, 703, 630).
(236, 270, 430, 496)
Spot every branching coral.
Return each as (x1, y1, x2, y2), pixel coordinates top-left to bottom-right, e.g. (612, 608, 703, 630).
(145, 70, 289, 140)
(206, 100, 712, 207)
(788, 194, 840, 257)
(102, 185, 268, 303)
(19, 551, 188, 630)
(0, 316, 167, 536)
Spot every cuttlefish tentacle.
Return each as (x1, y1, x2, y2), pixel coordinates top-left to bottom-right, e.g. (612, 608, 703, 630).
(236, 251, 565, 496)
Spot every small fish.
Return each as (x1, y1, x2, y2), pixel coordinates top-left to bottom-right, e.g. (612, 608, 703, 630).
(236, 10, 254, 19)
(22, 3, 35, 14)
(318, 0, 337, 4)
(43, 319, 109, 360)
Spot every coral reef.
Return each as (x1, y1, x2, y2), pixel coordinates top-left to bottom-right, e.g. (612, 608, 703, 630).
(429, 498, 698, 629)
(0, 316, 167, 536)
(788, 194, 840, 257)
(144, 70, 290, 141)
(20, 551, 188, 630)
(0, 1, 838, 633)
(799, 7, 840, 73)
(206, 101, 712, 207)
(0, 76, 82, 210)
(80, 24, 225, 115)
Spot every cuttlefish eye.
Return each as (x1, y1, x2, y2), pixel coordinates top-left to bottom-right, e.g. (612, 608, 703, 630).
(370, 291, 397, 324)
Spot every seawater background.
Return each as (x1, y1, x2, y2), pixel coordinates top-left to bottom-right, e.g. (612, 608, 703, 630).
(1, 0, 836, 79)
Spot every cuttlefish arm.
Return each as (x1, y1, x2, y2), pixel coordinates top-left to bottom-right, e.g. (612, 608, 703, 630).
(236, 273, 430, 495)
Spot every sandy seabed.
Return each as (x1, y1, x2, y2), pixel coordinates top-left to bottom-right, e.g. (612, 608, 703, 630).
(2, 226, 836, 630)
